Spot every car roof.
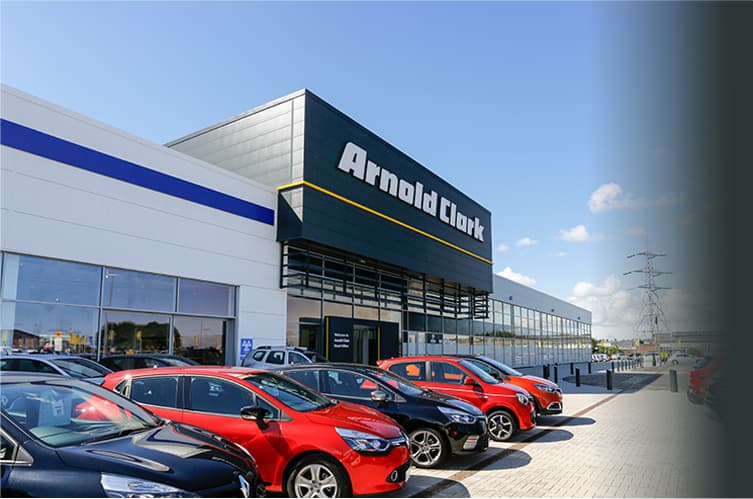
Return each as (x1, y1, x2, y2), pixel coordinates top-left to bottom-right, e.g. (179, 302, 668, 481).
(381, 355, 465, 362)
(0, 354, 90, 361)
(104, 365, 267, 380)
(101, 354, 191, 359)
(0, 372, 71, 383)
(273, 362, 383, 373)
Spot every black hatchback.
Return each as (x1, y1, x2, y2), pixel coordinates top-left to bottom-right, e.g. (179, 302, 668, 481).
(0, 373, 263, 497)
(277, 363, 488, 468)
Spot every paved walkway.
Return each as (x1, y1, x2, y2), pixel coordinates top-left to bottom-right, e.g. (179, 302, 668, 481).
(385, 367, 721, 497)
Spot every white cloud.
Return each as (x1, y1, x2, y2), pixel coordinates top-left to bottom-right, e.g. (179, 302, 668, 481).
(516, 237, 538, 247)
(496, 266, 537, 286)
(558, 224, 590, 242)
(497, 244, 510, 252)
(551, 251, 568, 257)
(589, 182, 687, 213)
(568, 273, 715, 340)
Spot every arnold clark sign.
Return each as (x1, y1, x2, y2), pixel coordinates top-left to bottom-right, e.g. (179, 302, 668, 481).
(337, 142, 486, 243)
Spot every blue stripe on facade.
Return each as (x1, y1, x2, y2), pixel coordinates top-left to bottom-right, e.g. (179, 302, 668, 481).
(0, 119, 275, 226)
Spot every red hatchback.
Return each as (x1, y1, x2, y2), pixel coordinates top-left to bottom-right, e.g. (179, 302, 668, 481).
(103, 367, 410, 497)
(378, 356, 536, 441)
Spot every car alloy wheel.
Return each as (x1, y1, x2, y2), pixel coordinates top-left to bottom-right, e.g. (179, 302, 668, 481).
(409, 427, 447, 468)
(488, 409, 517, 441)
(287, 456, 349, 498)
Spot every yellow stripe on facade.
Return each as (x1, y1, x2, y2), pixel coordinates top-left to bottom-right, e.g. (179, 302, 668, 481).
(277, 180, 493, 265)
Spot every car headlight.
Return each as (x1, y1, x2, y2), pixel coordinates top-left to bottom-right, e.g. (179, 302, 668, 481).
(335, 427, 391, 454)
(100, 473, 198, 498)
(438, 406, 477, 424)
(534, 383, 557, 393)
(516, 393, 530, 405)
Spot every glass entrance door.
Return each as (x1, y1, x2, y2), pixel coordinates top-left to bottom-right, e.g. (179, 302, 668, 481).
(352, 324, 377, 365)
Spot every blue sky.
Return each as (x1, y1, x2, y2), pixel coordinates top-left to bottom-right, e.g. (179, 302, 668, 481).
(1, 2, 709, 340)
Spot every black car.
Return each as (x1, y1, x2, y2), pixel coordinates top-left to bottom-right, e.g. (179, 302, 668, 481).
(277, 363, 488, 468)
(99, 354, 200, 371)
(0, 373, 263, 497)
(0, 354, 112, 384)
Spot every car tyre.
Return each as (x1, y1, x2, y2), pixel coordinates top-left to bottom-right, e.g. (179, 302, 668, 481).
(285, 455, 351, 498)
(488, 409, 517, 442)
(409, 427, 448, 468)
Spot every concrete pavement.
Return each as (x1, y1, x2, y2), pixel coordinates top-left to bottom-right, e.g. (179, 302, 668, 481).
(385, 367, 721, 497)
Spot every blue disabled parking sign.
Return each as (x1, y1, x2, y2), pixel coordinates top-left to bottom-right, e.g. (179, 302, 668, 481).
(239, 338, 253, 365)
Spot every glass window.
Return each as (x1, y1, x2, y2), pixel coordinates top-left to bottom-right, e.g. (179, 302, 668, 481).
(252, 351, 267, 361)
(50, 358, 111, 378)
(429, 361, 466, 385)
(101, 311, 170, 356)
(388, 361, 426, 381)
(131, 376, 180, 408)
(0, 432, 17, 463)
(288, 352, 309, 364)
(177, 279, 234, 317)
(284, 369, 320, 391)
(1, 254, 100, 306)
(1, 381, 159, 448)
(322, 370, 373, 399)
(266, 351, 285, 365)
(0, 358, 58, 374)
(103, 268, 176, 312)
(172, 316, 226, 365)
(1, 302, 99, 353)
(189, 377, 255, 416)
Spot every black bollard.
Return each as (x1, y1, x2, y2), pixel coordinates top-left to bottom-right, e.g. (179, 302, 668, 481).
(652, 355, 657, 367)
(554, 366, 559, 384)
(669, 369, 678, 392)
(576, 367, 581, 387)
(588, 362, 592, 374)
(607, 369, 613, 390)
(570, 362, 574, 375)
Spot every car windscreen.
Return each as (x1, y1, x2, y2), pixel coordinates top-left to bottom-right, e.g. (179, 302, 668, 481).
(1, 379, 160, 448)
(369, 369, 425, 397)
(50, 358, 112, 378)
(244, 373, 334, 412)
(459, 360, 501, 384)
(478, 356, 523, 377)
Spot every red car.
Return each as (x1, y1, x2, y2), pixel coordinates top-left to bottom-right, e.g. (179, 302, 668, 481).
(452, 355, 563, 415)
(103, 367, 410, 497)
(378, 356, 536, 441)
(688, 356, 720, 404)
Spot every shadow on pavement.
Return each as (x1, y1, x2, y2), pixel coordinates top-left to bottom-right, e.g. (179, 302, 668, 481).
(432, 448, 531, 471)
(537, 415, 595, 427)
(530, 428, 573, 443)
(562, 372, 662, 392)
(378, 475, 470, 498)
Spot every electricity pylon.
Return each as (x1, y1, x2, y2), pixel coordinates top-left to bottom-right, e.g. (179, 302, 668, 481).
(624, 247, 672, 352)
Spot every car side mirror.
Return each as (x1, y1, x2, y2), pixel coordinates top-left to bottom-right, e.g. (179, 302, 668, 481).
(463, 377, 479, 386)
(370, 390, 390, 406)
(240, 405, 270, 429)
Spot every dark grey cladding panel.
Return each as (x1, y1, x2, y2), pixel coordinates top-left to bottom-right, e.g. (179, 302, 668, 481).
(297, 189, 492, 291)
(291, 94, 493, 291)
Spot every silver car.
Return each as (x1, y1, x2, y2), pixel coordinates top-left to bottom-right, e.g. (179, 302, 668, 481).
(241, 346, 326, 369)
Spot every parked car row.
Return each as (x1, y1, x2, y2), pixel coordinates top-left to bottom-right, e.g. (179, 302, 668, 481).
(0, 350, 563, 497)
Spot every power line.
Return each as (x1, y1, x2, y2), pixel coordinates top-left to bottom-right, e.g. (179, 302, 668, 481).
(624, 245, 672, 351)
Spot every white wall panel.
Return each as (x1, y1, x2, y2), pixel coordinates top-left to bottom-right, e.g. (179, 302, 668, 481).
(1, 85, 288, 359)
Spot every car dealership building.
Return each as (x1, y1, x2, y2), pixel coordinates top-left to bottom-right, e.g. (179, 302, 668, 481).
(0, 85, 591, 368)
